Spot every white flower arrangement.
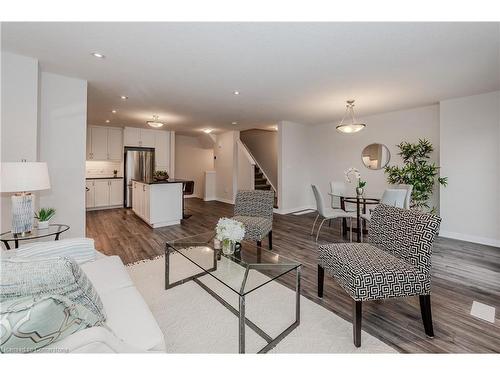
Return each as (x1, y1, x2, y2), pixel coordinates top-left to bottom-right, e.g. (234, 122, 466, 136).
(344, 167, 361, 183)
(216, 217, 245, 243)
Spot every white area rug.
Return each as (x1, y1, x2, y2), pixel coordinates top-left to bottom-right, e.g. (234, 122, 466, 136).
(127, 255, 396, 353)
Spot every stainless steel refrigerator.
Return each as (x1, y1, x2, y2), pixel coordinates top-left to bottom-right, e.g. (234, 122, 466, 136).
(124, 147, 155, 208)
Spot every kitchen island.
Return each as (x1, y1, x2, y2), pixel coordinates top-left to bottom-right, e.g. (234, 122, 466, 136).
(131, 179, 186, 228)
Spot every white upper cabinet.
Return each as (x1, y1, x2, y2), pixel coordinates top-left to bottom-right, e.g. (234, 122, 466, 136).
(107, 128, 123, 160)
(90, 126, 108, 160)
(140, 130, 156, 148)
(87, 126, 123, 161)
(124, 127, 141, 147)
(154, 130, 170, 170)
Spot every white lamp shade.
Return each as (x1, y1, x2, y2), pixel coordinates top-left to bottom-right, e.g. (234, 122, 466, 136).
(1, 162, 51, 193)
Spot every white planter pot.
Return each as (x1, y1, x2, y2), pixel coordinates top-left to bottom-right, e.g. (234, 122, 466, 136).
(38, 220, 49, 229)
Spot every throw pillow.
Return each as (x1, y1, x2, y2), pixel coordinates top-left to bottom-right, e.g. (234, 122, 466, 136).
(16, 238, 96, 264)
(0, 294, 102, 353)
(0, 257, 106, 322)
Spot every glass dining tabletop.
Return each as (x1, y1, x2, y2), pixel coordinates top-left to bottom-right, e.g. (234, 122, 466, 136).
(165, 231, 301, 296)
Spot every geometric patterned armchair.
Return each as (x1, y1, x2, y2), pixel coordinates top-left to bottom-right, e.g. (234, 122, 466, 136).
(232, 190, 274, 249)
(317, 204, 441, 347)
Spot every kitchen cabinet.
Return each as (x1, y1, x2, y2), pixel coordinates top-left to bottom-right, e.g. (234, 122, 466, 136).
(86, 178, 123, 209)
(124, 127, 156, 148)
(132, 180, 182, 228)
(153, 130, 169, 171)
(87, 126, 123, 161)
(94, 180, 110, 207)
(85, 181, 95, 209)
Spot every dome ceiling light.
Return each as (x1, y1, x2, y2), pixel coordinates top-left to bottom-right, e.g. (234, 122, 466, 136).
(336, 100, 366, 134)
(147, 115, 164, 128)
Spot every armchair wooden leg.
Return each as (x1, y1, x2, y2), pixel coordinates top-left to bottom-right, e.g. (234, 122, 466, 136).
(353, 300, 362, 347)
(257, 240, 262, 248)
(268, 231, 272, 249)
(317, 265, 324, 298)
(419, 295, 434, 337)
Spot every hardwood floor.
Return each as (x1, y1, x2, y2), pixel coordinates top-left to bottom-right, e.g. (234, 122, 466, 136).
(86, 198, 500, 353)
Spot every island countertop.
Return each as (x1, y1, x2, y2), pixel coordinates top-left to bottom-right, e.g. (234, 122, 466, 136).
(131, 178, 188, 185)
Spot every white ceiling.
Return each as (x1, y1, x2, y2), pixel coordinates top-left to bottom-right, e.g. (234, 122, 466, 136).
(2, 22, 499, 134)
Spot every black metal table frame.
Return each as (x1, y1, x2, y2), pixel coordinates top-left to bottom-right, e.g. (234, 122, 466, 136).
(342, 197, 380, 242)
(0, 224, 70, 250)
(165, 243, 301, 354)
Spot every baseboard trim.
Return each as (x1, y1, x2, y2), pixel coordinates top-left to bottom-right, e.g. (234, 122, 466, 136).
(215, 198, 235, 205)
(439, 230, 500, 248)
(275, 205, 315, 215)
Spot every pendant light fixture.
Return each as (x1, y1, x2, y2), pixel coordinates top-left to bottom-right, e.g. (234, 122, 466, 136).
(336, 100, 366, 134)
(147, 115, 164, 128)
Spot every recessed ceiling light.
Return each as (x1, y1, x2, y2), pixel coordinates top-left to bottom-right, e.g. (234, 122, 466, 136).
(231, 121, 238, 125)
(233, 90, 240, 95)
(105, 120, 110, 123)
(120, 96, 128, 100)
(91, 52, 105, 59)
(203, 129, 213, 134)
(111, 110, 117, 114)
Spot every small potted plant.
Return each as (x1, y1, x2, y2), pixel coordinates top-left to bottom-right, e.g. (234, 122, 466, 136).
(215, 217, 245, 255)
(34, 208, 56, 229)
(154, 170, 169, 181)
(113, 169, 118, 178)
(345, 167, 366, 197)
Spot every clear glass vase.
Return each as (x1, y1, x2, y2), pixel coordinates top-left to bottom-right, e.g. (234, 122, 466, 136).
(222, 240, 236, 255)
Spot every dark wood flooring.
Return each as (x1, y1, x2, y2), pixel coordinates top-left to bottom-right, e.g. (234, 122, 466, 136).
(86, 198, 500, 353)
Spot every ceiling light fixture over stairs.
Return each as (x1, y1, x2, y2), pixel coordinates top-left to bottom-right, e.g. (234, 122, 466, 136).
(336, 100, 366, 134)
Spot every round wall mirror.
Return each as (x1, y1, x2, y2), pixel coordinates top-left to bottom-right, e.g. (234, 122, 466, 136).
(361, 143, 391, 170)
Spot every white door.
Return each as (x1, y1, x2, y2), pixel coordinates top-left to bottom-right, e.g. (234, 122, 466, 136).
(154, 130, 169, 171)
(85, 181, 95, 208)
(86, 127, 92, 160)
(109, 179, 123, 206)
(124, 127, 140, 147)
(91, 126, 108, 160)
(133, 182, 143, 217)
(107, 128, 123, 160)
(140, 129, 156, 148)
(94, 180, 110, 207)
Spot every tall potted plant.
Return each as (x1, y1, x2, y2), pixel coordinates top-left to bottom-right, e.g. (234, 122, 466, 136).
(384, 139, 447, 212)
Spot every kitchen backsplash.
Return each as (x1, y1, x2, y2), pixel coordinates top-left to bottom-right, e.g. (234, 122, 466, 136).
(86, 161, 123, 178)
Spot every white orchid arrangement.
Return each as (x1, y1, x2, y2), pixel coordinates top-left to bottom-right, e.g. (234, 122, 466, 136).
(345, 167, 366, 189)
(216, 218, 245, 244)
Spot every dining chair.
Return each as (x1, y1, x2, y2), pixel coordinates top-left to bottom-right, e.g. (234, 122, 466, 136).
(388, 184, 413, 209)
(311, 185, 356, 242)
(359, 188, 407, 241)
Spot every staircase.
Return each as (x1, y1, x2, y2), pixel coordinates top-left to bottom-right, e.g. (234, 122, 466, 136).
(254, 165, 278, 208)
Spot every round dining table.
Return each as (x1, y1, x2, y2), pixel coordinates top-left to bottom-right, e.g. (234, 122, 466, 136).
(342, 196, 380, 242)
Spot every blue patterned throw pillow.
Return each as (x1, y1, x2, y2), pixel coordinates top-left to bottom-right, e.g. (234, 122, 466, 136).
(1, 294, 102, 353)
(0, 257, 106, 322)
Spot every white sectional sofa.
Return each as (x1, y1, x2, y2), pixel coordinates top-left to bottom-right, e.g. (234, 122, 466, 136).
(49, 252, 165, 353)
(2, 243, 165, 353)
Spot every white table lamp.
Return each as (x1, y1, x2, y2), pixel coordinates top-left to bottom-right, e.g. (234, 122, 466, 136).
(1, 161, 51, 235)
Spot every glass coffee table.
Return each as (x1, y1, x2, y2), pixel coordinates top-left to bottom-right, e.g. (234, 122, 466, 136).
(165, 232, 301, 353)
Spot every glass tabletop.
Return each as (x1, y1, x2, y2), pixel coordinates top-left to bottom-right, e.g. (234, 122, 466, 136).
(0, 224, 70, 241)
(166, 231, 301, 296)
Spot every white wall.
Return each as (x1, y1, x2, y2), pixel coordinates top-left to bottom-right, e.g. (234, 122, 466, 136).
(308, 105, 441, 210)
(277, 121, 314, 213)
(214, 131, 238, 203)
(1, 52, 39, 232)
(175, 134, 214, 198)
(38, 72, 87, 238)
(440, 91, 500, 247)
(237, 140, 254, 192)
